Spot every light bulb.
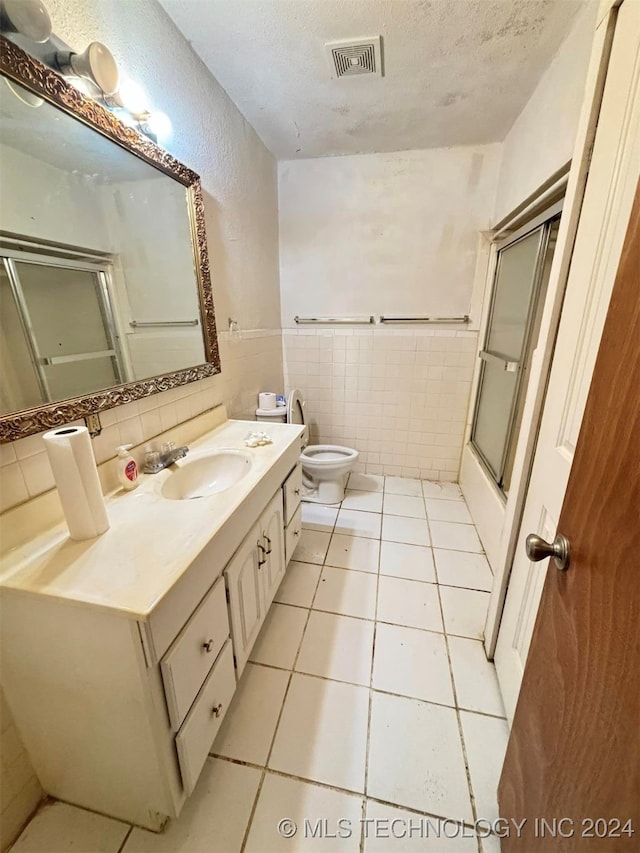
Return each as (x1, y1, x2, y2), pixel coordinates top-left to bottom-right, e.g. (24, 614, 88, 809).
(146, 111, 172, 142)
(117, 77, 147, 116)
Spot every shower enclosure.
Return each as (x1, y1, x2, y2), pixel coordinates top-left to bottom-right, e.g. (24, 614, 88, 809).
(471, 211, 561, 494)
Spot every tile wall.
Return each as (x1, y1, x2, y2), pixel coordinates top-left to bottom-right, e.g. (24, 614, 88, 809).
(283, 327, 478, 480)
(0, 330, 283, 514)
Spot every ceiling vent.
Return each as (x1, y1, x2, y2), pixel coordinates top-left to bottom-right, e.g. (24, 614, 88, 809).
(325, 37, 383, 79)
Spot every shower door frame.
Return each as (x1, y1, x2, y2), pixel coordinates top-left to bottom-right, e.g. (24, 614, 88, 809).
(1, 248, 126, 405)
(469, 201, 563, 494)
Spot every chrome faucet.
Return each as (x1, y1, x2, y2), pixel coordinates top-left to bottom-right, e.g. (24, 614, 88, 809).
(143, 441, 189, 474)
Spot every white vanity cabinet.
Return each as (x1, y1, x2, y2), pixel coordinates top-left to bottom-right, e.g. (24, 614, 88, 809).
(283, 463, 303, 562)
(0, 420, 307, 832)
(225, 489, 287, 676)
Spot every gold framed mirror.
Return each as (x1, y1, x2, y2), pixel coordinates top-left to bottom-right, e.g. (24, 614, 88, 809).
(0, 35, 220, 442)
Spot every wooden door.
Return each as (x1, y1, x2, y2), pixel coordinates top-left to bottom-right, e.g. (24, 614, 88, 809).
(260, 490, 286, 609)
(494, 0, 640, 719)
(224, 522, 264, 677)
(498, 183, 640, 850)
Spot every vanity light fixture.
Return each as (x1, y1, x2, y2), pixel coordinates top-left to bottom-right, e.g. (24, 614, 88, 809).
(0, 0, 52, 43)
(2, 9, 172, 146)
(56, 41, 119, 96)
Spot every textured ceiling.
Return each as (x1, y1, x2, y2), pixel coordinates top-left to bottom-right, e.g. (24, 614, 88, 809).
(159, 0, 584, 159)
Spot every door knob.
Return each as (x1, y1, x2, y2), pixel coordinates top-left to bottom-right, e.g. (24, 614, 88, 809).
(525, 533, 570, 571)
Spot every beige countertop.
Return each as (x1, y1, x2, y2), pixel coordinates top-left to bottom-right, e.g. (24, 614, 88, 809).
(0, 419, 304, 620)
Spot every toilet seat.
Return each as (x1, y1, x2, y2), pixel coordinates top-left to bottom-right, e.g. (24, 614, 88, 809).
(287, 389, 305, 425)
(301, 445, 358, 465)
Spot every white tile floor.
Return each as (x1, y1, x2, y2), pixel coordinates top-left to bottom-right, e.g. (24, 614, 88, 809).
(11, 477, 508, 853)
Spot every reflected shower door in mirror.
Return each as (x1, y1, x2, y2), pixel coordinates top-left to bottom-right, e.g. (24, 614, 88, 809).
(0, 54, 217, 437)
(471, 212, 561, 493)
(0, 255, 125, 413)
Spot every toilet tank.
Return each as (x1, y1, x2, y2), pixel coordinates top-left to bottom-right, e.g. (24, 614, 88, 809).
(255, 408, 287, 423)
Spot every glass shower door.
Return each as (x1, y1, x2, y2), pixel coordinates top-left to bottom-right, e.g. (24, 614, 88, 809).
(471, 217, 558, 490)
(1, 255, 125, 411)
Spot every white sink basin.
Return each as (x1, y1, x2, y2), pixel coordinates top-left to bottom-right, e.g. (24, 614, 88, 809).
(161, 450, 253, 500)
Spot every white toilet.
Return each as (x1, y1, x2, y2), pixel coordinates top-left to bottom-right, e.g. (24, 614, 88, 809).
(256, 389, 358, 504)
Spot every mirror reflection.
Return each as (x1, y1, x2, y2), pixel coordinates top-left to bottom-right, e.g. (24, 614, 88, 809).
(0, 78, 206, 416)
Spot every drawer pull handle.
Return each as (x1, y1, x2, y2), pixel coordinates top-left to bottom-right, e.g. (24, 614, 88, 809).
(294, 488, 301, 496)
(293, 529, 300, 537)
(263, 533, 272, 555)
(203, 639, 215, 653)
(258, 541, 267, 567)
(212, 703, 223, 718)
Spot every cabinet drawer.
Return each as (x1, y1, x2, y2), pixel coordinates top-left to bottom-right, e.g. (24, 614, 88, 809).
(283, 463, 302, 525)
(175, 639, 236, 795)
(285, 503, 303, 564)
(161, 577, 229, 730)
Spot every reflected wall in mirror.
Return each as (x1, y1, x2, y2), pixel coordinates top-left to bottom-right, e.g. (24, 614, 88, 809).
(0, 36, 219, 441)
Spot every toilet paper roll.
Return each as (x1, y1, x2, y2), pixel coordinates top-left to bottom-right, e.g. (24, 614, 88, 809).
(258, 392, 277, 411)
(43, 425, 110, 541)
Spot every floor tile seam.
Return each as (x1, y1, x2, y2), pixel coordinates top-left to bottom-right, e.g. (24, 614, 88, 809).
(213, 753, 367, 800)
(361, 536, 381, 853)
(323, 562, 380, 577)
(239, 548, 327, 853)
(212, 755, 487, 831)
(116, 825, 134, 852)
(425, 502, 481, 844)
(337, 506, 383, 516)
(437, 581, 493, 594)
(440, 608, 483, 836)
(364, 793, 487, 831)
(294, 600, 486, 641)
(244, 660, 507, 720)
(308, 504, 343, 610)
(431, 544, 488, 555)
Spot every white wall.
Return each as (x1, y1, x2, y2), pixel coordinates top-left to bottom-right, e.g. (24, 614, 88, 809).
(493, 2, 599, 222)
(279, 146, 500, 324)
(0, 145, 111, 249)
(279, 145, 499, 477)
(0, 1, 282, 845)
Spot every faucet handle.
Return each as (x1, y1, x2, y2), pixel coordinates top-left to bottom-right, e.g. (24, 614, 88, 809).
(162, 441, 176, 454)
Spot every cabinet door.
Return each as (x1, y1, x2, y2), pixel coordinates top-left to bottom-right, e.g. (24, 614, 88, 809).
(260, 490, 286, 610)
(224, 522, 264, 677)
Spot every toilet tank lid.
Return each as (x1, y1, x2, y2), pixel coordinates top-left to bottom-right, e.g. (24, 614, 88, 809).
(255, 407, 287, 417)
(287, 389, 305, 425)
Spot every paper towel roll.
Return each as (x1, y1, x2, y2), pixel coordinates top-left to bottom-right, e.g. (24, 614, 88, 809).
(43, 425, 110, 541)
(258, 392, 277, 410)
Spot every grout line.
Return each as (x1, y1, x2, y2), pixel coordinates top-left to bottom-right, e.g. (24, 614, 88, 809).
(245, 659, 507, 720)
(361, 533, 381, 853)
(265, 598, 491, 643)
(212, 753, 484, 832)
(279, 561, 491, 593)
(424, 494, 483, 853)
(116, 826, 133, 852)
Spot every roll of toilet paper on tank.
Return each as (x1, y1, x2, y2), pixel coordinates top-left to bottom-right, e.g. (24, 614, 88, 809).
(258, 392, 277, 410)
(43, 425, 110, 541)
